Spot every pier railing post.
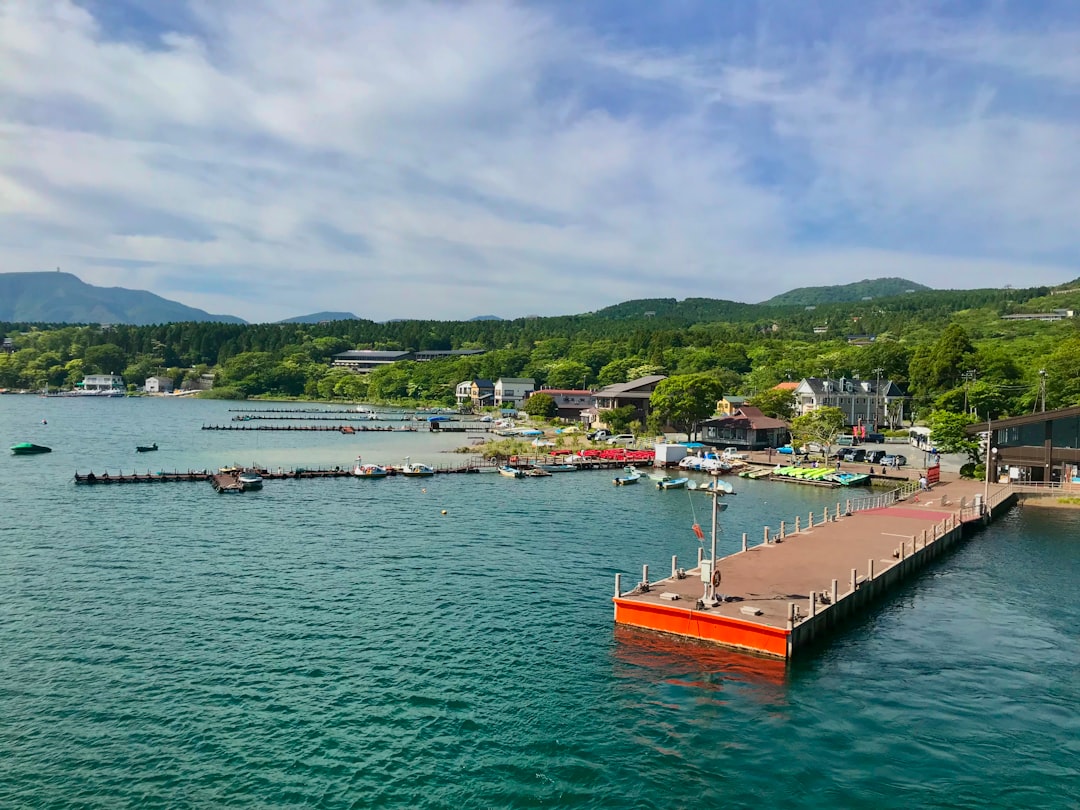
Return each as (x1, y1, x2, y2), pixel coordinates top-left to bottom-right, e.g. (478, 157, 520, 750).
(850, 568, 857, 593)
(836, 502, 842, 522)
(899, 541, 905, 561)
(615, 573, 622, 598)
(868, 558, 874, 581)
(846, 499, 852, 515)
(780, 520, 786, 539)
(809, 511, 814, 529)
(831, 579, 838, 605)
(671, 555, 678, 579)
(794, 516, 800, 533)
(741, 532, 747, 552)
(764, 526, 770, 545)
(642, 564, 649, 590)
(788, 602, 796, 629)
(809, 591, 816, 617)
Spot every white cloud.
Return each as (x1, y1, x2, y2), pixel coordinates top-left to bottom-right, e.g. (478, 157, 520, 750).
(0, 0, 1076, 322)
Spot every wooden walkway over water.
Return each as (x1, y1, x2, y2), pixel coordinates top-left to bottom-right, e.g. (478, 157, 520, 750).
(614, 475, 1017, 659)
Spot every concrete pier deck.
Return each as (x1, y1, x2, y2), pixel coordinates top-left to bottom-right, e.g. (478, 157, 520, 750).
(614, 476, 1016, 659)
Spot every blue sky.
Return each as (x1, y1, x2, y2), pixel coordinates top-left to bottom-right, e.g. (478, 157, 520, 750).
(1, 1, 1078, 322)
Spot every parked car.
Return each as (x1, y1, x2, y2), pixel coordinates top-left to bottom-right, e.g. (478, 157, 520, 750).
(587, 429, 610, 441)
(839, 448, 866, 462)
(866, 432, 885, 443)
(865, 449, 888, 464)
(607, 434, 636, 445)
(836, 434, 858, 446)
(881, 454, 908, 467)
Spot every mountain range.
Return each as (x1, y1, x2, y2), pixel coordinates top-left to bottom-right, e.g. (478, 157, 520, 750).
(0, 272, 244, 325)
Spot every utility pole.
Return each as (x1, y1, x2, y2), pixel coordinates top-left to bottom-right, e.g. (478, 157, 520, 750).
(1038, 369, 1047, 413)
(962, 368, 978, 415)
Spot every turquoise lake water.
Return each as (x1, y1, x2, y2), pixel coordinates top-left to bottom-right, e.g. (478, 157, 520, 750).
(1, 397, 1078, 808)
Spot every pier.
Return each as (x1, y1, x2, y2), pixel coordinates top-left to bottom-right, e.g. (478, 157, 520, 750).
(201, 424, 420, 432)
(613, 476, 1017, 659)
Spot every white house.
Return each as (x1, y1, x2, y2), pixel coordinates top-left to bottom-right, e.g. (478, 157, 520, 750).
(81, 374, 124, 392)
(494, 377, 534, 407)
(144, 376, 174, 393)
(792, 376, 908, 428)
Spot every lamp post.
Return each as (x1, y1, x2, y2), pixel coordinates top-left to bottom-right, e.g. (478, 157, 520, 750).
(983, 419, 993, 515)
(873, 366, 884, 430)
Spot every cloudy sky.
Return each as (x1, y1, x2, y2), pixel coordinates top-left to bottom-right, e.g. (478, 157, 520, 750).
(2, 1, 1078, 322)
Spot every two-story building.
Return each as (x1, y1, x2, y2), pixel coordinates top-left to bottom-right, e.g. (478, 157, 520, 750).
(494, 378, 534, 407)
(593, 375, 667, 425)
(144, 376, 174, 394)
(453, 379, 496, 408)
(968, 405, 1080, 486)
(792, 377, 907, 428)
(81, 374, 124, 392)
(529, 389, 594, 421)
(715, 395, 747, 416)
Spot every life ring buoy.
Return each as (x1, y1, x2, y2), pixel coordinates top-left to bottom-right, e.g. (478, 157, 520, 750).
(711, 568, 722, 588)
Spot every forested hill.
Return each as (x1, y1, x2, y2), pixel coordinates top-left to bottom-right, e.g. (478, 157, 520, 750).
(0, 272, 245, 325)
(761, 278, 931, 306)
(278, 312, 360, 323)
(591, 297, 765, 322)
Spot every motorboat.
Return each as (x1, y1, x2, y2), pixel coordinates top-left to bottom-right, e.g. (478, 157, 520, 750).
(613, 467, 641, 486)
(536, 463, 576, 472)
(352, 456, 388, 478)
(499, 465, 524, 478)
(657, 477, 689, 490)
(136, 443, 158, 453)
(11, 442, 51, 455)
(237, 470, 264, 491)
(400, 457, 435, 477)
(524, 467, 552, 477)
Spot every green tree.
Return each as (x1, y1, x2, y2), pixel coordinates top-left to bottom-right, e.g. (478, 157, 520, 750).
(83, 343, 128, 375)
(748, 387, 796, 420)
(789, 406, 846, 458)
(602, 405, 637, 433)
(649, 373, 725, 439)
(522, 392, 557, 418)
(928, 410, 980, 463)
(544, 360, 591, 390)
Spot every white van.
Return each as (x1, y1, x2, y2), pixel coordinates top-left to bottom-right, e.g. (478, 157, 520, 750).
(607, 434, 636, 445)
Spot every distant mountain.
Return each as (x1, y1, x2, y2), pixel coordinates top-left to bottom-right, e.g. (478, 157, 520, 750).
(278, 311, 360, 323)
(468, 315, 503, 321)
(0, 271, 244, 324)
(591, 297, 760, 322)
(761, 278, 932, 306)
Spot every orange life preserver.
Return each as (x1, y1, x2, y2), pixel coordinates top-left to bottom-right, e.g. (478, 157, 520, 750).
(711, 568, 722, 588)
(692, 523, 705, 540)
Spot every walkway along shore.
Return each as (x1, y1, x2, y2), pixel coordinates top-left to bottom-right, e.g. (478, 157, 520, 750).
(613, 475, 1017, 659)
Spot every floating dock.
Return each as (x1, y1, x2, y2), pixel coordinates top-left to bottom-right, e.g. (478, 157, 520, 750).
(613, 477, 1016, 659)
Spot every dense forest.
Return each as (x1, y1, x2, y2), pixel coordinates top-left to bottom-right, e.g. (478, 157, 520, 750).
(2, 282, 1079, 424)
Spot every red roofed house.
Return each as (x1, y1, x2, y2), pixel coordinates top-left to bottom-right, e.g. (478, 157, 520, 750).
(700, 406, 790, 451)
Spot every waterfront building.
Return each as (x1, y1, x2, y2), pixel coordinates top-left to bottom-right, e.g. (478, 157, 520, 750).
(80, 373, 124, 392)
(529, 388, 594, 421)
(593, 375, 667, 425)
(700, 406, 789, 451)
(143, 376, 174, 394)
(331, 350, 413, 372)
(970, 404, 1080, 485)
(494, 378, 534, 407)
(469, 379, 495, 408)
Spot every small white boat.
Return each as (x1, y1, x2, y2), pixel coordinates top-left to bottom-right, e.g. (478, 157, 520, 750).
(400, 457, 435, 477)
(238, 471, 263, 491)
(352, 456, 388, 478)
(499, 465, 524, 478)
(524, 467, 552, 477)
(613, 467, 641, 486)
(536, 463, 577, 472)
(657, 477, 689, 490)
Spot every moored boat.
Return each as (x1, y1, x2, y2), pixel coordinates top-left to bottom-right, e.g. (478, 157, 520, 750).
(136, 443, 158, 452)
(524, 467, 552, 477)
(11, 442, 51, 455)
(613, 467, 641, 485)
(352, 456, 388, 478)
(499, 465, 524, 478)
(400, 457, 435, 477)
(237, 471, 264, 491)
(536, 463, 576, 472)
(657, 477, 689, 490)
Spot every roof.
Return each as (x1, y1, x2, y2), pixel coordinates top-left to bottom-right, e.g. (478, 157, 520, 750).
(964, 404, 1080, 434)
(333, 350, 411, 360)
(721, 395, 747, 404)
(596, 375, 667, 395)
(702, 406, 788, 431)
(535, 389, 593, 395)
(496, 378, 535, 385)
(796, 377, 907, 397)
(772, 381, 800, 391)
(472, 379, 494, 388)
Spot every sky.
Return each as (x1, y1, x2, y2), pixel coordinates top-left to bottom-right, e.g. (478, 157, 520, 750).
(1, 1, 1078, 323)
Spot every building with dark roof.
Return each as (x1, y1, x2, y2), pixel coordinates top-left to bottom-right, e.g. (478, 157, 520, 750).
(593, 375, 667, 424)
(331, 350, 413, 372)
(529, 388, 594, 420)
(413, 349, 486, 362)
(792, 376, 908, 428)
(701, 406, 790, 451)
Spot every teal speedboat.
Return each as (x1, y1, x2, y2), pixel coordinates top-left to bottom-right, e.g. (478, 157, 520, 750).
(11, 442, 51, 455)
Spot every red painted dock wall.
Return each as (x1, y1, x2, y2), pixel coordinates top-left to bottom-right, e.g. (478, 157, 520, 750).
(613, 598, 791, 658)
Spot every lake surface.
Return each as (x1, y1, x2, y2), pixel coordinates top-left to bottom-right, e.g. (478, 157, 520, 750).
(1, 397, 1077, 808)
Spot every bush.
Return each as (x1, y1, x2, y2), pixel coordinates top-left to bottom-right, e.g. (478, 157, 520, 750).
(199, 386, 247, 400)
(959, 462, 984, 479)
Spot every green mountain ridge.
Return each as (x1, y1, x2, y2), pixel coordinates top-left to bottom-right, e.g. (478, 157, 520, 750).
(0, 271, 244, 325)
(761, 277, 932, 306)
(278, 311, 360, 324)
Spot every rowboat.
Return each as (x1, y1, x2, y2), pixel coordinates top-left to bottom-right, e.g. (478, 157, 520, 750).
(536, 463, 576, 472)
(524, 467, 552, 477)
(499, 465, 524, 478)
(135, 443, 158, 452)
(657, 477, 688, 490)
(613, 467, 641, 486)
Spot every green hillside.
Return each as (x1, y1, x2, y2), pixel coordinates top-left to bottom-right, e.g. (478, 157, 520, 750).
(761, 277, 932, 306)
(0, 271, 244, 325)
